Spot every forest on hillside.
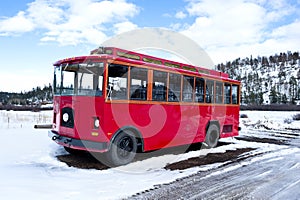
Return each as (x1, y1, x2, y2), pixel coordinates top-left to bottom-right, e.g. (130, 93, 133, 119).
(217, 51, 300, 105)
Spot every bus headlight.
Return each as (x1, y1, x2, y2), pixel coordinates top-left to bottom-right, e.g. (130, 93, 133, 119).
(62, 113, 69, 122)
(94, 117, 100, 129)
(61, 107, 74, 128)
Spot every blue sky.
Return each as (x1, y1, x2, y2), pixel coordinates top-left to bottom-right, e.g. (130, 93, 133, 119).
(1, 0, 300, 92)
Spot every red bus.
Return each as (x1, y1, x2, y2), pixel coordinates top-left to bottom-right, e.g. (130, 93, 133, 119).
(49, 47, 241, 166)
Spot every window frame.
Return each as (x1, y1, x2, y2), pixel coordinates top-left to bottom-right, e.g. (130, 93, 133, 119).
(152, 70, 168, 101)
(205, 80, 215, 104)
(232, 84, 239, 104)
(224, 83, 232, 104)
(195, 77, 205, 103)
(215, 81, 223, 104)
(182, 75, 195, 102)
(129, 66, 148, 101)
(107, 63, 129, 100)
(168, 72, 182, 102)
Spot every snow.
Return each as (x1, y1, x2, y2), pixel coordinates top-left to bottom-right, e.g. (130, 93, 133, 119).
(240, 110, 300, 130)
(0, 110, 300, 199)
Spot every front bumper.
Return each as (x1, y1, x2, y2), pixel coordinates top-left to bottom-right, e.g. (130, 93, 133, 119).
(48, 130, 108, 152)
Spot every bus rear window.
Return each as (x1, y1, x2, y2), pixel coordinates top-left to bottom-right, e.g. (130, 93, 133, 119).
(224, 83, 231, 104)
(232, 85, 239, 104)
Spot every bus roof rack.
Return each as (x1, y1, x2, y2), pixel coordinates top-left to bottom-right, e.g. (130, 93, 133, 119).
(90, 47, 228, 78)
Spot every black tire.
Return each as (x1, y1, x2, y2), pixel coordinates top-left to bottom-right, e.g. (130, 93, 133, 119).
(204, 124, 220, 148)
(105, 130, 137, 166)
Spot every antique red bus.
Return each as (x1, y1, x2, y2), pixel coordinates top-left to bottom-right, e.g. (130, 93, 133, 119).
(49, 47, 241, 166)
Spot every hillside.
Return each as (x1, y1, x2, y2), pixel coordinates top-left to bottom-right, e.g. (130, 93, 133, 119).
(216, 51, 300, 105)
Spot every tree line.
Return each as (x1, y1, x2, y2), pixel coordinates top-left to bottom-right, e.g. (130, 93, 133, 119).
(0, 84, 52, 106)
(216, 51, 300, 105)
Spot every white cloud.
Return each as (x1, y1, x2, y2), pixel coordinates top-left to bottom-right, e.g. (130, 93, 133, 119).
(175, 11, 187, 19)
(0, 0, 140, 45)
(183, 0, 266, 48)
(170, 23, 182, 31)
(113, 21, 138, 35)
(271, 20, 300, 39)
(0, 11, 35, 35)
(181, 0, 300, 64)
(27, 0, 65, 29)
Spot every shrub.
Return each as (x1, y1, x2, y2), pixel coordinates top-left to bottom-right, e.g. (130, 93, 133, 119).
(284, 118, 292, 124)
(292, 113, 300, 121)
(240, 114, 248, 118)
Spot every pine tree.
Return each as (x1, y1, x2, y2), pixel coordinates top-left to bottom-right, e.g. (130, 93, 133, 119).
(270, 86, 277, 104)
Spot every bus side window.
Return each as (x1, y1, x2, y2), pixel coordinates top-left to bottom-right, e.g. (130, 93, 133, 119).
(152, 70, 168, 101)
(232, 85, 239, 104)
(130, 67, 148, 100)
(107, 64, 128, 100)
(183, 76, 194, 102)
(215, 82, 223, 104)
(168, 73, 181, 102)
(206, 80, 214, 103)
(224, 83, 231, 104)
(195, 77, 204, 103)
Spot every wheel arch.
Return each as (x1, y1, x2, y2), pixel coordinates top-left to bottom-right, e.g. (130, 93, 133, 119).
(109, 126, 144, 152)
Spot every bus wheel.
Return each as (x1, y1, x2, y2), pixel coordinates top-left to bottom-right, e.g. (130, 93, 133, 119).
(106, 130, 137, 166)
(204, 124, 220, 148)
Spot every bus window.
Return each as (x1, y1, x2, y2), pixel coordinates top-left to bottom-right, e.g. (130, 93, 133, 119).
(107, 64, 128, 100)
(61, 69, 74, 95)
(215, 82, 223, 104)
(206, 80, 214, 103)
(153, 70, 168, 101)
(168, 73, 181, 102)
(195, 77, 204, 103)
(232, 85, 239, 104)
(130, 67, 148, 100)
(183, 76, 194, 102)
(224, 83, 231, 104)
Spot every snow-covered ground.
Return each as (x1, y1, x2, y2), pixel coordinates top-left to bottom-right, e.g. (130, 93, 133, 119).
(0, 110, 299, 199)
(240, 110, 300, 130)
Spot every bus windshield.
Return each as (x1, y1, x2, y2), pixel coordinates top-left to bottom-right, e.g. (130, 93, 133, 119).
(54, 62, 104, 96)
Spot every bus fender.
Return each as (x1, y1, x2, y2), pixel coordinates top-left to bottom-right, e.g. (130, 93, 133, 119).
(108, 126, 144, 152)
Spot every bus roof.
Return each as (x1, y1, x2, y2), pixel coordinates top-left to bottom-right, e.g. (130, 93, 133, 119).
(54, 47, 238, 82)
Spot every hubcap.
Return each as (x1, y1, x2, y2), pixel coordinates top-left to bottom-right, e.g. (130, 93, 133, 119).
(209, 131, 218, 144)
(117, 136, 133, 158)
